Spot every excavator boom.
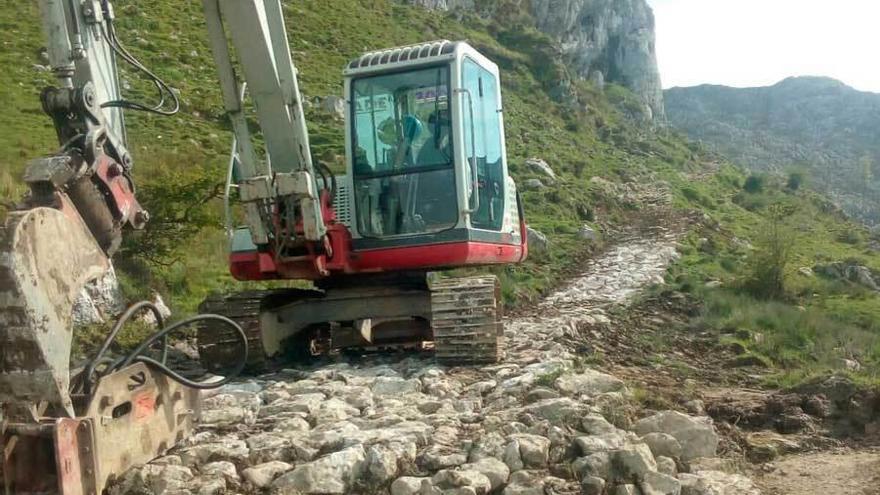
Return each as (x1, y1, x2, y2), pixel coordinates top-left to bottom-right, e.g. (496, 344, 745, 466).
(203, 0, 327, 245)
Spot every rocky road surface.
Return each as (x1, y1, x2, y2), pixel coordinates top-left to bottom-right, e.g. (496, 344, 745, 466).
(112, 228, 761, 495)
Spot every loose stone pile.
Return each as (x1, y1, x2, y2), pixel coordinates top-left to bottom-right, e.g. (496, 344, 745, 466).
(111, 230, 760, 495)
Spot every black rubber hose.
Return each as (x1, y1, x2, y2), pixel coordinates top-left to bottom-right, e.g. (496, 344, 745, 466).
(113, 315, 248, 389)
(84, 300, 166, 394)
(84, 305, 247, 394)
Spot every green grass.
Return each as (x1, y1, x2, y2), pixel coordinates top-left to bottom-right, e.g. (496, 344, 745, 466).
(664, 169, 880, 385)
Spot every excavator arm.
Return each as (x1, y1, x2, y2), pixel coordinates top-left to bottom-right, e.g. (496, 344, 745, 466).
(203, 0, 328, 246)
(26, 0, 159, 256)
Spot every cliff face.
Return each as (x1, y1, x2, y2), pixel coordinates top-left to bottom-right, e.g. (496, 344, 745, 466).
(410, 0, 665, 122)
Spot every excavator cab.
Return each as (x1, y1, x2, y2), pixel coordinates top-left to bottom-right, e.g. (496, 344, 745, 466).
(341, 41, 525, 270)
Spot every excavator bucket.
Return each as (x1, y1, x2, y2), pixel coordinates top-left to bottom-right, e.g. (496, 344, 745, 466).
(0, 205, 108, 418)
(0, 203, 201, 495)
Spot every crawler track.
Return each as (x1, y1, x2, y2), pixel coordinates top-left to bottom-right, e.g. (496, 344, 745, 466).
(430, 275, 504, 364)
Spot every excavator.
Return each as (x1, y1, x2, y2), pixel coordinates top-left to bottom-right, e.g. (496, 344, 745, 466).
(0, 0, 526, 493)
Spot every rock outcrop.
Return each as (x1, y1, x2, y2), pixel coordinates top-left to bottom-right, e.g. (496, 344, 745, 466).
(529, 0, 665, 121)
(410, 0, 665, 122)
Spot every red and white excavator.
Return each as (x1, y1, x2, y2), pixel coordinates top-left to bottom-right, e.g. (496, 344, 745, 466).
(0, 0, 526, 493)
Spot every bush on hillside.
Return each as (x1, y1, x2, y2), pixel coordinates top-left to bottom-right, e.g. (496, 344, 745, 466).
(118, 166, 222, 266)
(743, 174, 766, 193)
(742, 204, 796, 299)
(787, 170, 806, 191)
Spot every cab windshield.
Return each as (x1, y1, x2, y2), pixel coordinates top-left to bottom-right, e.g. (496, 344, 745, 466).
(351, 66, 457, 237)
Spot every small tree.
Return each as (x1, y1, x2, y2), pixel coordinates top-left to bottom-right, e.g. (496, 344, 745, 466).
(787, 170, 806, 191)
(118, 167, 222, 266)
(743, 174, 765, 194)
(743, 204, 796, 299)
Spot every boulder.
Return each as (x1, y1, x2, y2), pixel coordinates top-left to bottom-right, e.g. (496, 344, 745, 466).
(641, 471, 681, 495)
(522, 397, 581, 423)
(574, 435, 623, 456)
(135, 465, 194, 495)
(199, 392, 261, 427)
(390, 477, 432, 495)
(525, 158, 556, 179)
(507, 434, 550, 468)
(581, 414, 620, 436)
(578, 225, 599, 241)
(502, 472, 548, 495)
(242, 461, 292, 489)
(527, 227, 548, 253)
(460, 458, 510, 490)
(320, 95, 346, 120)
(418, 446, 468, 471)
(634, 412, 718, 461)
(372, 376, 422, 396)
(678, 471, 760, 495)
(641, 432, 683, 460)
(523, 178, 546, 190)
(271, 445, 366, 494)
(613, 485, 640, 495)
(581, 476, 606, 495)
(200, 461, 239, 485)
(655, 456, 677, 476)
(572, 452, 612, 480)
(71, 265, 124, 326)
(432, 469, 492, 495)
(554, 370, 626, 397)
(366, 442, 416, 483)
(612, 443, 657, 481)
(180, 440, 249, 467)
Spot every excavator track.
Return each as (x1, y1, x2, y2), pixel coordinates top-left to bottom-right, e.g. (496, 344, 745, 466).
(197, 275, 504, 373)
(198, 291, 267, 374)
(430, 275, 504, 364)
(197, 289, 321, 374)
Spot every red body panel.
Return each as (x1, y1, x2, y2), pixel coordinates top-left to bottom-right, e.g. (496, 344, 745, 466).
(229, 188, 528, 282)
(350, 241, 523, 272)
(230, 239, 524, 281)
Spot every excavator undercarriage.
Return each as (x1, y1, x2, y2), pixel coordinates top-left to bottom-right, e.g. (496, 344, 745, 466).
(197, 273, 504, 373)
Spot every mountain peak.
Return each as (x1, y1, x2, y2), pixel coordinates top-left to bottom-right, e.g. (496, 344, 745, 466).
(773, 76, 849, 91)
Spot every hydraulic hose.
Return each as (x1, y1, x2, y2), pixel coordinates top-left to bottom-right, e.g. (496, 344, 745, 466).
(82, 302, 248, 395)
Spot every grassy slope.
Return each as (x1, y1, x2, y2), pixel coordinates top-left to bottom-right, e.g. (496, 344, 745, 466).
(2, 1, 879, 384)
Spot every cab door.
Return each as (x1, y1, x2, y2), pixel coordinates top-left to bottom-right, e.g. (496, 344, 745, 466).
(461, 58, 505, 232)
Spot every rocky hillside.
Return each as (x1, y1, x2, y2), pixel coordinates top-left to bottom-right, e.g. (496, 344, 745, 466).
(665, 77, 880, 226)
(411, 0, 665, 122)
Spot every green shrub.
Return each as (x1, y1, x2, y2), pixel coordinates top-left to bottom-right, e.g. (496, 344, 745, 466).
(742, 205, 795, 299)
(743, 174, 766, 193)
(119, 164, 222, 265)
(787, 170, 806, 191)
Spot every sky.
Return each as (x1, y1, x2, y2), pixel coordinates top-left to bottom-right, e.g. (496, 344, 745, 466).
(646, 0, 880, 92)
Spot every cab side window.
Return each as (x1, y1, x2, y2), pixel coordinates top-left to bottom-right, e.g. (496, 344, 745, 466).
(462, 59, 505, 231)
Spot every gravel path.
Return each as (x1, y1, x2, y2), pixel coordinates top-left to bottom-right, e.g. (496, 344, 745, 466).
(112, 228, 761, 495)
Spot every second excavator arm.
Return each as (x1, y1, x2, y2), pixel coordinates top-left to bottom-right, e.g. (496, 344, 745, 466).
(202, 0, 328, 247)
